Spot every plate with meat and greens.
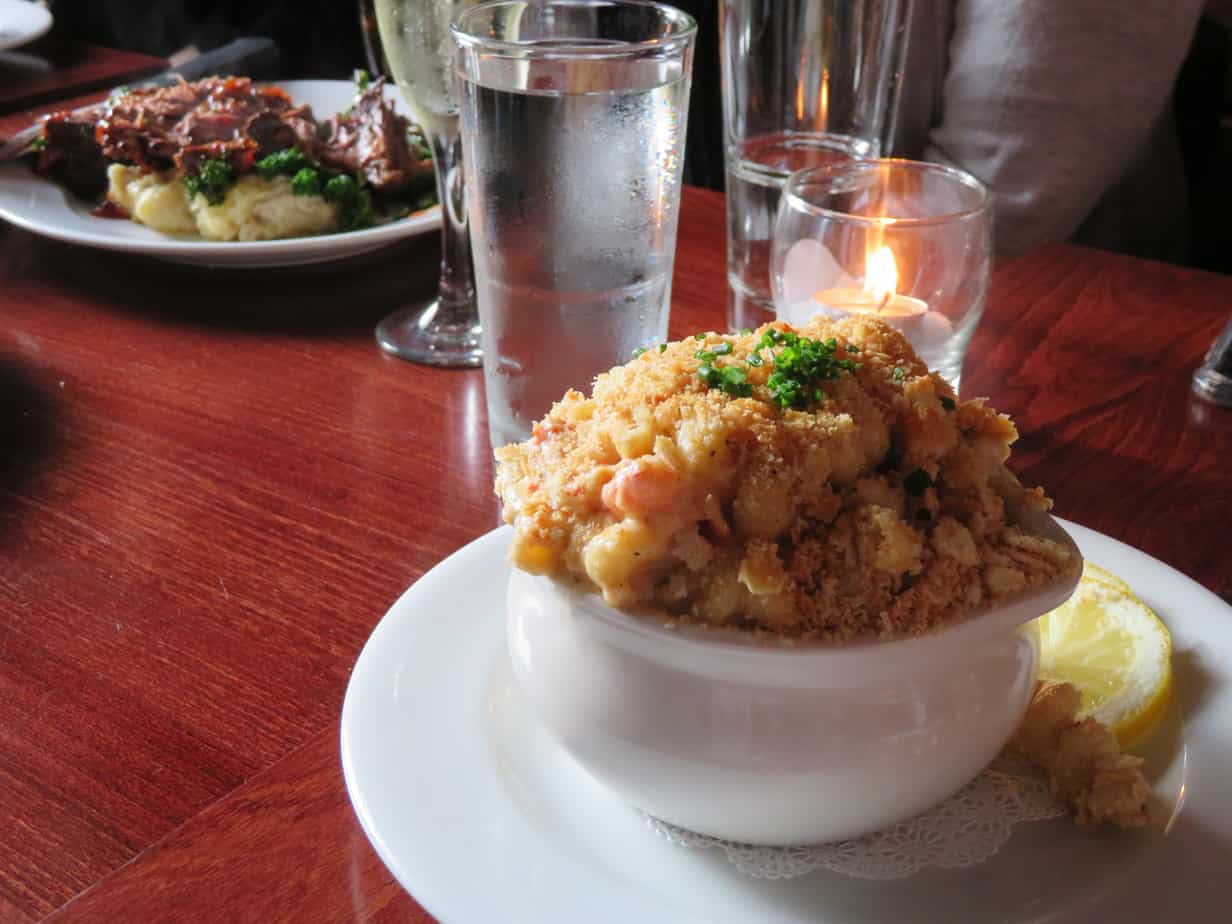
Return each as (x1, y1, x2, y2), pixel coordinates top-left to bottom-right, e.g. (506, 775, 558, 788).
(0, 76, 441, 267)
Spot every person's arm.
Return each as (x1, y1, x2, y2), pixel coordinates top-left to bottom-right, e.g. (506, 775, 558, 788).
(926, 0, 1203, 257)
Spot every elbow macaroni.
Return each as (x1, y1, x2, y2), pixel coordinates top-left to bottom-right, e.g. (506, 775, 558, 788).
(494, 317, 1077, 641)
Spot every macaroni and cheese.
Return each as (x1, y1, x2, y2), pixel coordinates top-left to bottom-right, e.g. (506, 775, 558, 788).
(495, 317, 1077, 641)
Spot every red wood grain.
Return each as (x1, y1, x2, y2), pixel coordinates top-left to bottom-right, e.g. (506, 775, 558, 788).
(968, 243, 1232, 598)
(0, 187, 1229, 923)
(0, 40, 164, 116)
(42, 730, 429, 924)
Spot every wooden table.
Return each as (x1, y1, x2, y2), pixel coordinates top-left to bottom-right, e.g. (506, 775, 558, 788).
(0, 38, 164, 116)
(1, 187, 1230, 923)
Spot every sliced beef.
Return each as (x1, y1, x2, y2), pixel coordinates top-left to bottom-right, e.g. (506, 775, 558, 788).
(34, 75, 431, 202)
(96, 79, 215, 169)
(176, 109, 247, 146)
(245, 111, 298, 157)
(177, 138, 259, 175)
(320, 78, 431, 194)
(34, 111, 108, 199)
(247, 104, 324, 160)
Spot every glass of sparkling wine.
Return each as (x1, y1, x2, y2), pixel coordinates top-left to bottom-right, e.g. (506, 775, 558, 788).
(720, 0, 911, 333)
(372, 0, 483, 366)
(453, 0, 697, 448)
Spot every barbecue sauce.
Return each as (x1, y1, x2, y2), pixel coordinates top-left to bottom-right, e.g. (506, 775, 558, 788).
(91, 200, 129, 219)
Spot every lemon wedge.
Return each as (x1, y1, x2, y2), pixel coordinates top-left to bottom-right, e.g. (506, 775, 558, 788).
(1037, 562, 1172, 746)
(1080, 560, 1133, 595)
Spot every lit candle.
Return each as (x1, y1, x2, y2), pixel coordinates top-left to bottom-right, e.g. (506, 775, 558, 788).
(813, 245, 952, 346)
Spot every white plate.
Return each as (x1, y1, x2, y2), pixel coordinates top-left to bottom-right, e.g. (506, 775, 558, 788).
(0, 79, 441, 267)
(0, 0, 52, 52)
(341, 522, 1232, 923)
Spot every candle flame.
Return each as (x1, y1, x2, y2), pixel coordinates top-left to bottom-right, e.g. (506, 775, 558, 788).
(864, 246, 898, 307)
(795, 44, 807, 121)
(818, 68, 829, 129)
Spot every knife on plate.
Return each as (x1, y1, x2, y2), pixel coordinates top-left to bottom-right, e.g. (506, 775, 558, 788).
(0, 36, 280, 161)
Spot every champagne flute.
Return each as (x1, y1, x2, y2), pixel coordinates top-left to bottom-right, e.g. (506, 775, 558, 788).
(358, 0, 389, 77)
(371, 0, 482, 367)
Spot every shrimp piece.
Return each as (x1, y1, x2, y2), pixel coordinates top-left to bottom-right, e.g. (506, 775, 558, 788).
(601, 456, 680, 518)
(1012, 679, 1082, 763)
(1013, 681, 1151, 829)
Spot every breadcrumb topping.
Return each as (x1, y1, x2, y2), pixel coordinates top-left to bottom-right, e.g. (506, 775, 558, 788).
(495, 317, 1077, 641)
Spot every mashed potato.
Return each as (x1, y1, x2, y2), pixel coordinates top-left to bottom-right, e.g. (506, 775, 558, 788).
(105, 165, 197, 234)
(495, 317, 1078, 641)
(106, 164, 338, 241)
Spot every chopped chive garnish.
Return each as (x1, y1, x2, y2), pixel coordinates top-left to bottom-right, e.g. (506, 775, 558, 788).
(892, 366, 906, 382)
(716, 366, 752, 397)
(757, 331, 858, 409)
(688, 329, 858, 408)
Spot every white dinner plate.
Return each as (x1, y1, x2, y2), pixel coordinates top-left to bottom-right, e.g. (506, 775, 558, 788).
(341, 522, 1232, 923)
(0, 0, 52, 52)
(0, 79, 440, 267)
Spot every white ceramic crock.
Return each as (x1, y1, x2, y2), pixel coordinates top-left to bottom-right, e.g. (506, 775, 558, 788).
(506, 510, 1081, 846)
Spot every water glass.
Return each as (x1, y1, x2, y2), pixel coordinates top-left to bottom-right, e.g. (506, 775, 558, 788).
(771, 159, 992, 392)
(721, 0, 910, 332)
(453, 0, 696, 448)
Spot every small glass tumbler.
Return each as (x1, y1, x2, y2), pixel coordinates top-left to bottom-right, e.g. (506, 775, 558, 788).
(771, 159, 992, 392)
(453, 0, 696, 448)
(720, 0, 911, 333)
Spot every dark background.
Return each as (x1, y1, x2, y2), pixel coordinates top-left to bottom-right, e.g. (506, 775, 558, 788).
(44, 0, 1231, 272)
(44, 0, 719, 192)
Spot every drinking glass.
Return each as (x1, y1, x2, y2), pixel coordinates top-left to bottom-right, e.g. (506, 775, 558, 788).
(771, 159, 992, 392)
(372, 0, 483, 367)
(721, 0, 911, 332)
(1193, 316, 1232, 408)
(358, 0, 390, 77)
(453, 0, 696, 447)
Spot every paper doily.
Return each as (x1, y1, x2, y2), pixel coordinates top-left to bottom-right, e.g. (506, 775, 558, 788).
(646, 754, 1064, 880)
